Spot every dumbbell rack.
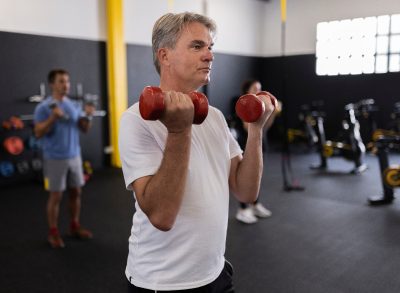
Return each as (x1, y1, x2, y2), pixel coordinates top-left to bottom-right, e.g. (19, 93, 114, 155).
(0, 119, 43, 187)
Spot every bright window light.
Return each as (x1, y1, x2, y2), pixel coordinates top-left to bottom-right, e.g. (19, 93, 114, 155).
(389, 54, 400, 72)
(391, 14, 400, 34)
(338, 56, 351, 75)
(376, 36, 389, 54)
(376, 55, 388, 73)
(351, 18, 364, 37)
(362, 56, 375, 74)
(390, 35, 400, 53)
(361, 36, 376, 55)
(349, 56, 363, 75)
(327, 57, 340, 76)
(363, 17, 377, 36)
(316, 14, 400, 75)
(377, 15, 390, 35)
(316, 58, 329, 75)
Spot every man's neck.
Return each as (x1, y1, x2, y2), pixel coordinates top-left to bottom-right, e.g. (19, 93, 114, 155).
(159, 75, 201, 94)
(52, 93, 65, 101)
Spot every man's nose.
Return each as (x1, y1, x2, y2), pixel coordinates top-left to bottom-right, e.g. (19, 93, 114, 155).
(203, 48, 214, 62)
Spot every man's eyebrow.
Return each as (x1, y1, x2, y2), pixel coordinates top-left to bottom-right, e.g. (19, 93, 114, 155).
(190, 40, 214, 47)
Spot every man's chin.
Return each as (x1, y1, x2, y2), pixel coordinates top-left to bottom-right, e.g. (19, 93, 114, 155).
(202, 75, 211, 85)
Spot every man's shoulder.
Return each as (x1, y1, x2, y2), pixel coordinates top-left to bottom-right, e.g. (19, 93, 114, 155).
(207, 106, 226, 121)
(35, 97, 51, 111)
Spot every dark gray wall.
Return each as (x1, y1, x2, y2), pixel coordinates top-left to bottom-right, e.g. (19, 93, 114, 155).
(262, 55, 400, 139)
(0, 31, 108, 169)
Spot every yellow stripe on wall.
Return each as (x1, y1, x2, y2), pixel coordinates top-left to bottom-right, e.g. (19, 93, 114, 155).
(106, 0, 128, 167)
(280, 0, 287, 23)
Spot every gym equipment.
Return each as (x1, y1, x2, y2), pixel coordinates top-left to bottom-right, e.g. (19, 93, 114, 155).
(83, 160, 93, 182)
(368, 133, 400, 205)
(235, 91, 276, 123)
(139, 86, 209, 124)
(387, 102, 400, 132)
(16, 160, 30, 175)
(27, 82, 46, 103)
(31, 158, 43, 171)
(3, 136, 24, 156)
(25, 83, 107, 121)
(49, 100, 70, 120)
(351, 99, 379, 151)
(28, 135, 41, 151)
(1, 116, 24, 130)
(383, 166, 400, 187)
(0, 161, 15, 177)
(311, 101, 367, 174)
(287, 102, 322, 148)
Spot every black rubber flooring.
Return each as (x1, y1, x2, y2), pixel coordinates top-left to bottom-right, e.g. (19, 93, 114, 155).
(1, 151, 400, 293)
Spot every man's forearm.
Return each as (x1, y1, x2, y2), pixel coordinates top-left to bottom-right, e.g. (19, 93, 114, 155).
(34, 115, 57, 138)
(235, 127, 264, 203)
(140, 129, 192, 229)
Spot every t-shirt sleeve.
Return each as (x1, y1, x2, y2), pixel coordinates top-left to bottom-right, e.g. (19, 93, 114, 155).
(229, 130, 243, 159)
(216, 109, 243, 159)
(118, 110, 163, 190)
(34, 103, 49, 123)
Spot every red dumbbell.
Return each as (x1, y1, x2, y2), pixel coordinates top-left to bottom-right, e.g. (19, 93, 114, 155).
(139, 86, 209, 124)
(235, 91, 276, 123)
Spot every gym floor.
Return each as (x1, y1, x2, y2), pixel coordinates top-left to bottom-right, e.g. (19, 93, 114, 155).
(2, 150, 400, 293)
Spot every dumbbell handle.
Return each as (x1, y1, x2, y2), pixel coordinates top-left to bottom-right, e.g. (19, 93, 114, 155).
(235, 91, 275, 123)
(139, 86, 209, 124)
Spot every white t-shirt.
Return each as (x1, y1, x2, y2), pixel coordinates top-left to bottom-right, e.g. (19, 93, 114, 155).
(119, 103, 242, 291)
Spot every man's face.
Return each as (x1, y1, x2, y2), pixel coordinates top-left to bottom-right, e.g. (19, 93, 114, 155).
(166, 22, 214, 90)
(50, 73, 70, 96)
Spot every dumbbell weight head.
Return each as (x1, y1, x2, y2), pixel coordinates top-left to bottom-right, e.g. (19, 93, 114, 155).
(139, 86, 209, 124)
(256, 91, 276, 107)
(235, 94, 265, 123)
(139, 86, 165, 121)
(49, 101, 69, 120)
(188, 91, 208, 124)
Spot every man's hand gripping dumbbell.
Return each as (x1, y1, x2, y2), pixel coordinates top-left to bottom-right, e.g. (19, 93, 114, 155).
(139, 86, 209, 132)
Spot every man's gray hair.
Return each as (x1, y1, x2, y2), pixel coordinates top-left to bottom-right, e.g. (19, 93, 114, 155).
(152, 12, 217, 75)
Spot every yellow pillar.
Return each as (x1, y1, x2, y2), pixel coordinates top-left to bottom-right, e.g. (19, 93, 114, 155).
(280, 0, 287, 23)
(106, 0, 128, 167)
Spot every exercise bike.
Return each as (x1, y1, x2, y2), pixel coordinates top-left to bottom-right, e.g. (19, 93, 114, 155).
(287, 101, 323, 149)
(311, 101, 367, 174)
(368, 132, 400, 205)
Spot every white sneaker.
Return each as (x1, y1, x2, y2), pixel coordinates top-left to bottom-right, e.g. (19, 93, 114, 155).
(236, 207, 258, 224)
(252, 203, 272, 218)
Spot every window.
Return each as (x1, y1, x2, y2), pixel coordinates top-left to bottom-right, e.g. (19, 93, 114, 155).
(316, 14, 400, 75)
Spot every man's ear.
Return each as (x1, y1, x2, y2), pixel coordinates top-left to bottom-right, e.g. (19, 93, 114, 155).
(157, 48, 170, 67)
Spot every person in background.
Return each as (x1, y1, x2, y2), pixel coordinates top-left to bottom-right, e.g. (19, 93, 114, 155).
(34, 69, 95, 248)
(119, 12, 277, 292)
(233, 79, 281, 224)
